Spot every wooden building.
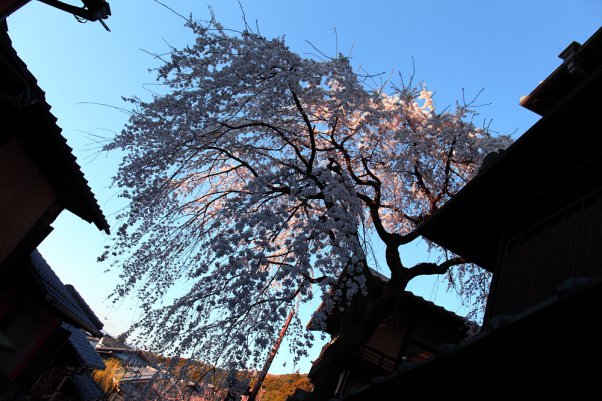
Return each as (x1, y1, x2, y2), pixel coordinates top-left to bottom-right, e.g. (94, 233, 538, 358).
(339, 26, 602, 401)
(0, 23, 109, 274)
(417, 26, 602, 325)
(1, 8, 110, 400)
(302, 272, 469, 400)
(94, 336, 207, 401)
(0, 251, 105, 400)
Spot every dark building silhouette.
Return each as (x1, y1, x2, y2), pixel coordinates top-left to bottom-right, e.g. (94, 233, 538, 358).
(0, 22, 109, 275)
(340, 26, 602, 401)
(1, 4, 111, 399)
(298, 271, 469, 400)
(1, 251, 105, 400)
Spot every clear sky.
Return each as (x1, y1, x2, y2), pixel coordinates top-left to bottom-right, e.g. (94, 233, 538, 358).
(6, 0, 601, 374)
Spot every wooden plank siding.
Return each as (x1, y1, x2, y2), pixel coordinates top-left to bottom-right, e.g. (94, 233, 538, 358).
(488, 190, 602, 319)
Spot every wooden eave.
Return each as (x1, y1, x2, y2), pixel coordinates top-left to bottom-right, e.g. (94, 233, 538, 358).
(0, 24, 109, 233)
(417, 57, 602, 271)
(520, 27, 602, 116)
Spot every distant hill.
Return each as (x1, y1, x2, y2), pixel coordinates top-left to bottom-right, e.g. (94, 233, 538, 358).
(260, 373, 311, 401)
(134, 351, 312, 400)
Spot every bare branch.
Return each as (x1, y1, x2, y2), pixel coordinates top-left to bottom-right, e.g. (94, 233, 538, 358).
(408, 257, 465, 281)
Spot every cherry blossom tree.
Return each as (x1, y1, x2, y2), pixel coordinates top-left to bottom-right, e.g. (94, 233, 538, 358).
(100, 14, 511, 399)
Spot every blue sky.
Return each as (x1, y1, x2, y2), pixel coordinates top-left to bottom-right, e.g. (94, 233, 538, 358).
(6, 0, 601, 373)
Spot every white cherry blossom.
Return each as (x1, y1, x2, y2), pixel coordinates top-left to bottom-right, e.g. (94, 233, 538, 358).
(101, 16, 511, 372)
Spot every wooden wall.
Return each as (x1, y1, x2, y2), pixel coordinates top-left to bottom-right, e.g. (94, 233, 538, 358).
(0, 138, 58, 266)
(488, 190, 602, 319)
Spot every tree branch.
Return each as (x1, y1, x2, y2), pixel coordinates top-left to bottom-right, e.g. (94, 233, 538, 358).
(407, 257, 465, 281)
(290, 90, 317, 172)
(300, 272, 328, 284)
(205, 145, 259, 177)
(218, 120, 310, 169)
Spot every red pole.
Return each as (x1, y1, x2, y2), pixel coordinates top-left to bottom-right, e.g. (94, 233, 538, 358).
(247, 307, 296, 401)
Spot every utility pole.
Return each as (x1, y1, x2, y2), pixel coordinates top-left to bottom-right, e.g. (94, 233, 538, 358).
(247, 307, 296, 401)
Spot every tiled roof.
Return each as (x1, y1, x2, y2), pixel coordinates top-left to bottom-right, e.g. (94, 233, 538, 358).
(65, 284, 104, 331)
(95, 335, 155, 368)
(70, 373, 105, 401)
(308, 268, 468, 333)
(0, 23, 109, 233)
(96, 334, 131, 351)
(64, 323, 106, 370)
(367, 269, 467, 323)
(111, 351, 149, 367)
(119, 365, 158, 383)
(29, 250, 103, 337)
(404, 291, 467, 324)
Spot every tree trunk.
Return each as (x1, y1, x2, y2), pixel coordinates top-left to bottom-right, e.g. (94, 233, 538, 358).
(248, 307, 296, 401)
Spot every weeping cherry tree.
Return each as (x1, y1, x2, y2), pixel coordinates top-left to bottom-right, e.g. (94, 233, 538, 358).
(100, 14, 511, 398)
